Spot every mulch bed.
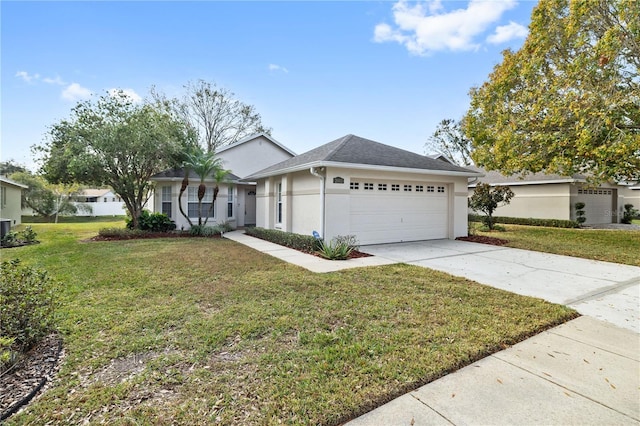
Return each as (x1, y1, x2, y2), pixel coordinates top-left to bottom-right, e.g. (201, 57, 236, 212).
(456, 235, 509, 246)
(1, 334, 63, 421)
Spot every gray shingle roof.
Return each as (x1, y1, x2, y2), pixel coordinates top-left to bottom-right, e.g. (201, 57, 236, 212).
(151, 168, 241, 181)
(467, 166, 586, 186)
(245, 134, 478, 180)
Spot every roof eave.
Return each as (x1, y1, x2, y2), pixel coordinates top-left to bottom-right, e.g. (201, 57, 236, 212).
(469, 178, 583, 188)
(243, 160, 482, 181)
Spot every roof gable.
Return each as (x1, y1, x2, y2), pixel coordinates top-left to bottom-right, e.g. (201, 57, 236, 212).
(216, 133, 296, 156)
(245, 134, 478, 180)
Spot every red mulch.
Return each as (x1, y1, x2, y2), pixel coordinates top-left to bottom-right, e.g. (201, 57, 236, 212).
(456, 235, 509, 246)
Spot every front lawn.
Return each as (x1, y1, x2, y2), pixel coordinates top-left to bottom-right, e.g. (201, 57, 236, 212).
(6, 222, 576, 425)
(476, 224, 640, 266)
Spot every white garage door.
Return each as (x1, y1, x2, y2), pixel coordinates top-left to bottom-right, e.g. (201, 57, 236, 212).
(349, 181, 448, 245)
(574, 187, 614, 225)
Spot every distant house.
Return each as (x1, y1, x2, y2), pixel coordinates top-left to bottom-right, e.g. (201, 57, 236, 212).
(244, 134, 480, 245)
(73, 189, 126, 216)
(150, 133, 296, 230)
(468, 167, 637, 225)
(1, 176, 28, 227)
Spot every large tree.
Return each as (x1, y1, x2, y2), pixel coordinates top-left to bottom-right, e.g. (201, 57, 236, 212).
(425, 118, 473, 166)
(464, 0, 639, 183)
(151, 80, 271, 153)
(36, 91, 196, 228)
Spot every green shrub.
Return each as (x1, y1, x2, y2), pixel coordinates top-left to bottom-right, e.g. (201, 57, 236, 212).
(468, 214, 579, 228)
(245, 227, 318, 252)
(316, 238, 355, 260)
(0, 336, 16, 372)
(574, 202, 586, 226)
(98, 227, 148, 239)
(0, 260, 56, 354)
(127, 211, 176, 232)
(21, 225, 39, 243)
(1, 230, 19, 247)
(621, 204, 639, 224)
(189, 225, 224, 237)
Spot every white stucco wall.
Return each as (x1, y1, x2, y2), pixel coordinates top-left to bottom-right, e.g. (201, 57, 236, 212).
(257, 167, 470, 244)
(470, 183, 572, 221)
(217, 135, 294, 178)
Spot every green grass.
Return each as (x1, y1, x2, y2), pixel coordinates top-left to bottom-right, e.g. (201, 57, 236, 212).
(5, 222, 577, 425)
(475, 224, 640, 266)
(21, 215, 127, 224)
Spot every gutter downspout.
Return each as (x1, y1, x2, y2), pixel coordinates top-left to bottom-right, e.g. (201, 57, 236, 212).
(309, 167, 326, 239)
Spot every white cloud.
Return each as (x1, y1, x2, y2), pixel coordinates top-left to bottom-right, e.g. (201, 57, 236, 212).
(374, 0, 519, 55)
(42, 76, 66, 86)
(16, 71, 40, 83)
(62, 83, 92, 101)
(268, 63, 289, 73)
(108, 88, 142, 103)
(487, 21, 528, 44)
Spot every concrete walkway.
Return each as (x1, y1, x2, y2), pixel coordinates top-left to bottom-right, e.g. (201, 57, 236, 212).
(224, 232, 640, 424)
(223, 231, 396, 273)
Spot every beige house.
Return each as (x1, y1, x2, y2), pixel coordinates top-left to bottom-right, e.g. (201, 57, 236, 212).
(1, 176, 28, 228)
(244, 135, 480, 245)
(150, 133, 295, 230)
(468, 167, 636, 225)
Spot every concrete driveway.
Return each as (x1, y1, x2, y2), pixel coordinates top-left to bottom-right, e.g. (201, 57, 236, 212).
(361, 239, 640, 333)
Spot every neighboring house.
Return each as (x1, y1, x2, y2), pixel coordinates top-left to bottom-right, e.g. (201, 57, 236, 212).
(73, 189, 127, 216)
(468, 167, 634, 225)
(0, 176, 28, 227)
(150, 133, 296, 230)
(243, 134, 480, 245)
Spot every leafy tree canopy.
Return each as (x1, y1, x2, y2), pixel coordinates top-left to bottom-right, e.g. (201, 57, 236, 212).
(151, 80, 271, 153)
(425, 119, 473, 166)
(35, 91, 197, 228)
(0, 160, 27, 176)
(464, 0, 639, 183)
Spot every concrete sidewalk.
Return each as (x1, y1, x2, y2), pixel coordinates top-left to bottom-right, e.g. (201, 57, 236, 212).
(223, 231, 395, 273)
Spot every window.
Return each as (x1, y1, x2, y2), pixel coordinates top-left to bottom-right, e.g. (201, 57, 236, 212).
(187, 186, 214, 218)
(350, 181, 359, 190)
(276, 183, 283, 223)
(227, 188, 234, 218)
(416, 185, 424, 192)
(103, 197, 107, 203)
(161, 186, 172, 218)
(427, 186, 435, 193)
(391, 184, 400, 191)
(0, 186, 6, 208)
(404, 184, 412, 192)
(112, 197, 116, 202)
(364, 183, 374, 190)
(378, 183, 387, 191)
(437, 186, 445, 193)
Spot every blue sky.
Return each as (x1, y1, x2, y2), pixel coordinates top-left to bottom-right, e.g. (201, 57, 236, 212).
(2, 0, 536, 170)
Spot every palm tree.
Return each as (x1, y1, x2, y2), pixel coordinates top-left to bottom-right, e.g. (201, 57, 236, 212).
(178, 146, 230, 227)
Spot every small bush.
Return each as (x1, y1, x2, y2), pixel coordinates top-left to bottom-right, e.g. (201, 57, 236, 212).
(1, 230, 19, 247)
(332, 234, 360, 251)
(21, 225, 39, 243)
(245, 227, 317, 252)
(127, 211, 176, 232)
(98, 227, 148, 239)
(621, 204, 639, 224)
(468, 214, 579, 228)
(190, 225, 222, 237)
(0, 260, 56, 355)
(316, 239, 354, 260)
(0, 336, 17, 372)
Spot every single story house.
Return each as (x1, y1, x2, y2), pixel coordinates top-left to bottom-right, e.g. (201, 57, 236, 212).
(150, 133, 296, 230)
(1, 176, 28, 228)
(468, 167, 637, 225)
(244, 134, 480, 245)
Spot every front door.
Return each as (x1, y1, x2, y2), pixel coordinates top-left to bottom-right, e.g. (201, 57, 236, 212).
(244, 188, 256, 226)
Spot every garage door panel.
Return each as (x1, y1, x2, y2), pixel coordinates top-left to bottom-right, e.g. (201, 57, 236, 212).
(349, 186, 448, 244)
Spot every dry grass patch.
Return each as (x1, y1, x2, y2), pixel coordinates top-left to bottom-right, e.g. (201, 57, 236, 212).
(6, 223, 577, 425)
